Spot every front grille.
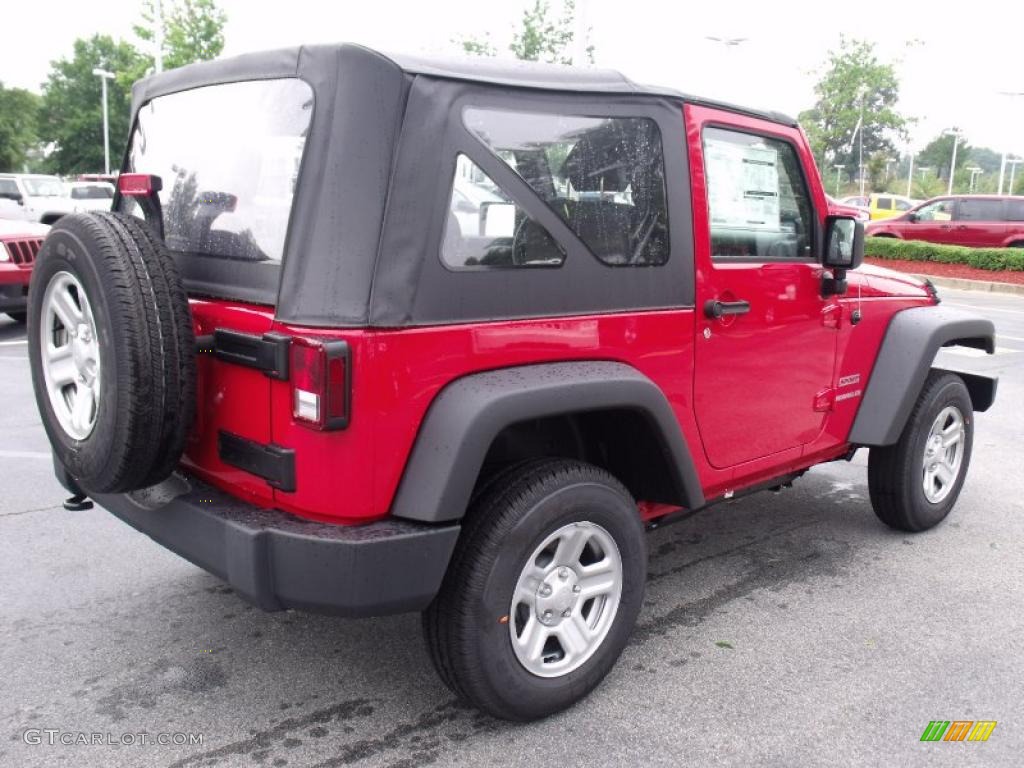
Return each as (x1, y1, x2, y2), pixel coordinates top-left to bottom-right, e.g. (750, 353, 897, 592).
(4, 238, 42, 267)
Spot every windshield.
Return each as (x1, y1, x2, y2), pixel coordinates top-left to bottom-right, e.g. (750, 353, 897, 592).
(126, 78, 313, 265)
(23, 177, 64, 197)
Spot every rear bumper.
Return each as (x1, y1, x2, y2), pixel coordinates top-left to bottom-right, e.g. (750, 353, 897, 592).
(61, 467, 460, 616)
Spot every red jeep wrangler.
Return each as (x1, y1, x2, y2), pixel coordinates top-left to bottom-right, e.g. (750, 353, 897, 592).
(26, 45, 996, 721)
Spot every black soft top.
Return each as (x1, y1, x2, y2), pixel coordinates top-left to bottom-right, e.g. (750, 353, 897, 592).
(127, 44, 794, 327)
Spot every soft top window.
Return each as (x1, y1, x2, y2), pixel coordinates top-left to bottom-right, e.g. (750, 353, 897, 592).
(124, 78, 313, 302)
(463, 108, 669, 267)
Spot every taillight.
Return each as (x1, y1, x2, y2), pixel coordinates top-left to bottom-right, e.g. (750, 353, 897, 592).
(289, 338, 351, 430)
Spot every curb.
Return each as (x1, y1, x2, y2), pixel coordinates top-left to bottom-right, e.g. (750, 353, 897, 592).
(910, 274, 1024, 297)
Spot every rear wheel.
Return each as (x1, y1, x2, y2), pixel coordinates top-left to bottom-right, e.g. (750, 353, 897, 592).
(423, 459, 646, 721)
(868, 372, 973, 532)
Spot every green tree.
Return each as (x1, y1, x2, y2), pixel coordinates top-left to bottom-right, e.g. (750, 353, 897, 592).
(38, 35, 142, 175)
(798, 37, 907, 182)
(135, 0, 227, 72)
(459, 0, 593, 65)
(0, 84, 41, 172)
(917, 132, 971, 183)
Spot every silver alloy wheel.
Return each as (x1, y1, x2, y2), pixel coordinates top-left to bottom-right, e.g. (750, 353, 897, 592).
(39, 271, 101, 441)
(922, 405, 965, 504)
(509, 521, 623, 678)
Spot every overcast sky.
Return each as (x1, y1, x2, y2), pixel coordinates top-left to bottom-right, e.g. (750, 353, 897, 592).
(4, 0, 1024, 158)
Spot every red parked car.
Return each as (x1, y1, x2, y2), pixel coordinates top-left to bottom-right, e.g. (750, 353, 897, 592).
(866, 194, 1024, 247)
(26, 45, 996, 721)
(0, 219, 47, 323)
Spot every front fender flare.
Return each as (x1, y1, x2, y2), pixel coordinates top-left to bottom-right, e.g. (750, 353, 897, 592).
(390, 361, 704, 523)
(848, 306, 996, 446)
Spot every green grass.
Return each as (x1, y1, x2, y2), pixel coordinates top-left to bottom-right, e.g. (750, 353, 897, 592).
(865, 237, 1024, 272)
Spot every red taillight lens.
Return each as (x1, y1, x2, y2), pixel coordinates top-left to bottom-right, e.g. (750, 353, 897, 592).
(118, 173, 163, 196)
(289, 338, 351, 430)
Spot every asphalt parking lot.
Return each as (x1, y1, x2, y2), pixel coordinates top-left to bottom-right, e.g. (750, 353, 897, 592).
(1, 286, 1021, 768)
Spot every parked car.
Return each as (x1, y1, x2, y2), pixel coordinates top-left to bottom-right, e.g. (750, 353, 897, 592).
(26, 45, 996, 722)
(867, 195, 1024, 248)
(66, 181, 115, 214)
(865, 193, 915, 220)
(0, 174, 76, 224)
(838, 194, 869, 209)
(0, 219, 48, 322)
(827, 195, 870, 222)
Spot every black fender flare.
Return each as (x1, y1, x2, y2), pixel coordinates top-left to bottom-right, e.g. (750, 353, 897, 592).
(390, 361, 705, 523)
(848, 306, 997, 446)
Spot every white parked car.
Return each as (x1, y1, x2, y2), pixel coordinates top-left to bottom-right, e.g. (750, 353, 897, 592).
(66, 181, 115, 214)
(0, 174, 77, 224)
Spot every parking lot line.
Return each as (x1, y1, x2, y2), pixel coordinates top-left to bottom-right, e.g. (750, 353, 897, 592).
(0, 339, 28, 346)
(0, 450, 50, 460)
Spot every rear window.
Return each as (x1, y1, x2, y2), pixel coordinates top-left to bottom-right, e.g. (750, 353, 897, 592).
(124, 78, 313, 300)
(71, 184, 113, 200)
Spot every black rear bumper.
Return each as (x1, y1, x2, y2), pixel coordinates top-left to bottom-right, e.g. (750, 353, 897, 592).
(64, 468, 460, 616)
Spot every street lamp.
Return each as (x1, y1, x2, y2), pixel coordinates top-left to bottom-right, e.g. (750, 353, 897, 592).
(833, 164, 844, 197)
(967, 166, 983, 193)
(92, 68, 116, 175)
(1009, 157, 1024, 195)
(942, 128, 963, 196)
(996, 91, 1024, 194)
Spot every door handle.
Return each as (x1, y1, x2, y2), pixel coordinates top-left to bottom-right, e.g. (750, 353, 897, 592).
(704, 299, 751, 319)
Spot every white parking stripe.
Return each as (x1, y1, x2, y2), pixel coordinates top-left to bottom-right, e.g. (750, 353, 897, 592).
(0, 339, 27, 346)
(0, 450, 50, 460)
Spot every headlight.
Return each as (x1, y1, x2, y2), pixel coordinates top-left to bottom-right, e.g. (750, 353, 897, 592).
(0, 243, 10, 262)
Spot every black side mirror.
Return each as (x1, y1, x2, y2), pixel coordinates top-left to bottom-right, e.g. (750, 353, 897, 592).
(907, 212, 918, 223)
(822, 215, 864, 296)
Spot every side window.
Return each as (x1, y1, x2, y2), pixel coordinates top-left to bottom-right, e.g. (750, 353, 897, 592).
(463, 108, 669, 266)
(957, 199, 1004, 221)
(0, 179, 19, 198)
(916, 200, 954, 221)
(441, 154, 565, 270)
(895, 199, 913, 211)
(1006, 199, 1024, 222)
(702, 127, 814, 260)
(877, 197, 892, 210)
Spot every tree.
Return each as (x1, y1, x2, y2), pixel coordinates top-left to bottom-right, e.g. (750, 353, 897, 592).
(917, 132, 971, 182)
(0, 84, 41, 172)
(134, 0, 227, 72)
(459, 0, 593, 65)
(798, 37, 907, 185)
(38, 35, 142, 175)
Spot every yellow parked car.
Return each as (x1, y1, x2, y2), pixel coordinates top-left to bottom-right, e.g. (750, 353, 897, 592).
(866, 193, 915, 220)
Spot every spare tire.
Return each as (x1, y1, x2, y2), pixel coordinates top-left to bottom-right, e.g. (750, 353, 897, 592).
(27, 212, 196, 494)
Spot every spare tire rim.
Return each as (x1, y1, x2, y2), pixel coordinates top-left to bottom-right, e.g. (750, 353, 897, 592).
(40, 271, 101, 441)
(509, 521, 623, 678)
(922, 405, 965, 504)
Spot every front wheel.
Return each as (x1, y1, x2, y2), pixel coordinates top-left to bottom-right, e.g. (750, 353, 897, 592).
(423, 459, 647, 721)
(868, 372, 974, 532)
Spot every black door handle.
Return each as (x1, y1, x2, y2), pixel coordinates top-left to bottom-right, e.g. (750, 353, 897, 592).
(704, 299, 751, 319)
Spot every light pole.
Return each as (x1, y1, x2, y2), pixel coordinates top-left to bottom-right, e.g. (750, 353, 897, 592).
(906, 148, 915, 198)
(884, 157, 897, 183)
(1009, 158, 1023, 195)
(154, 0, 164, 73)
(967, 166, 983, 193)
(943, 128, 963, 196)
(833, 165, 844, 197)
(996, 91, 1024, 194)
(91, 68, 116, 175)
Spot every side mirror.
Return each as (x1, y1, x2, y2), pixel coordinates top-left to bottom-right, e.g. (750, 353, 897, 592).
(822, 215, 864, 296)
(907, 212, 918, 223)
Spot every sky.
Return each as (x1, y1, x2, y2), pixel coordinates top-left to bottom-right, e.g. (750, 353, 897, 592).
(3, 0, 1024, 159)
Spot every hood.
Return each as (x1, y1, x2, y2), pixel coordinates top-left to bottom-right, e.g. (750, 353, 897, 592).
(853, 262, 930, 298)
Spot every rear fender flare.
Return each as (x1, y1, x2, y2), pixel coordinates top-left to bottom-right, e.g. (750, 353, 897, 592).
(390, 362, 704, 523)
